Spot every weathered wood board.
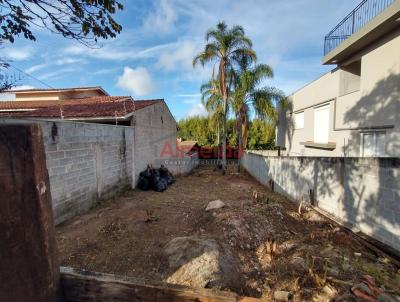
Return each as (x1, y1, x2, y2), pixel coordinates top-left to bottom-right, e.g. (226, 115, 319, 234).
(0, 124, 59, 302)
(60, 267, 261, 302)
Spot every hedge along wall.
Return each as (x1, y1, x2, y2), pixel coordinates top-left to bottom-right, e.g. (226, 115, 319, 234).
(241, 151, 400, 252)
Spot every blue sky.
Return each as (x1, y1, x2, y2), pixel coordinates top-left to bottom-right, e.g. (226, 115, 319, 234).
(1, 0, 358, 120)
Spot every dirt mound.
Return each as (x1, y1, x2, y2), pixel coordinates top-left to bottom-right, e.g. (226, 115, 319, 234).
(162, 236, 243, 291)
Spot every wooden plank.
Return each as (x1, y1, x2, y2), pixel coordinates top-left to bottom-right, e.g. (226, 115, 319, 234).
(0, 124, 59, 302)
(60, 267, 261, 302)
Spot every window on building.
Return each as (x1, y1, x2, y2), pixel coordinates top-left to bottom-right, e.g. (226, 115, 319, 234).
(314, 104, 330, 143)
(294, 111, 304, 129)
(339, 60, 361, 96)
(361, 132, 386, 157)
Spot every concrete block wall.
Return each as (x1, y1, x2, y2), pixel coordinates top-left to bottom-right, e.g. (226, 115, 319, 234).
(242, 152, 400, 251)
(44, 121, 134, 224)
(0, 118, 134, 225)
(133, 102, 178, 177)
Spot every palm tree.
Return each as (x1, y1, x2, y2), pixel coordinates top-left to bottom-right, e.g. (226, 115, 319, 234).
(193, 21, 256, 169)
(232, 63, 285, 169)
(200, 78, 223, 115)
(200, 78, 225, 160)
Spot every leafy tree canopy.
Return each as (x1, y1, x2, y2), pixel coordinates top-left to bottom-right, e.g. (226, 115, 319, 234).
(177, 116, 275, 150)
(0, 0, 123, 45)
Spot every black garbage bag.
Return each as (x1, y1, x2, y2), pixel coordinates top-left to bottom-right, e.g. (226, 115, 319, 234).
(159, 165, 169, 177)
(138, 165, 175, 192)
(152, 169, 160, 181)
(143, 165, 152, 178)
(159, 165, 175, 185)
(138, 175, 151, 190)
(166, 174, 175, 185)
(154, 178, 167, 192)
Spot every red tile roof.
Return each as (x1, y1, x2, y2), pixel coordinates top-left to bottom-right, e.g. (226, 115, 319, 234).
(0, 96, 163, 119)
(0, 96, 128, 109)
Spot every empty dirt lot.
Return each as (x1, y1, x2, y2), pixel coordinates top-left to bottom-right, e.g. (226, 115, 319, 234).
(56, 166, 399, 301)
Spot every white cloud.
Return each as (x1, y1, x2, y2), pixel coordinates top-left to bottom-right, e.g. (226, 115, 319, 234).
(37, 67, 75, 81)
(55, 57, 86, 65)
(93, 68, 118, 75)
(143, 0, 178, 33)
(3, 47, 33, 61)
(116, 67, 156, 96)
(156, 40, 197, 71)
(25, 63, 48, 73)
(187, 102, 207, 117)
(183, 99, 197, 104)
(176, 93, 201, 97)
(63, 42, 176, 61)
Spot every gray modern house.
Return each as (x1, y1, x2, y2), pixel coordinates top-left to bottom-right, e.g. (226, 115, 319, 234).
(277, 0, 400, 157)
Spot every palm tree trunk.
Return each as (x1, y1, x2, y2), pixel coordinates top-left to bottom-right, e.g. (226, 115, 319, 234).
(217, 123, 220, 165)
(238, 121, 242, 172)
(222, 96, 227, 169)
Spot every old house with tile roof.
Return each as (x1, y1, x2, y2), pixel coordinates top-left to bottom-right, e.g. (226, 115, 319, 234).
(0, 86, 178, 181)
(0, 87, 171, 127)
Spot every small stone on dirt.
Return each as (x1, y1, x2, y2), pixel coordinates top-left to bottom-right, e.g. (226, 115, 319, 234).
(313, 285, 338, 302)
(274, 290, 293, 301)
(205, 200, 226, 211)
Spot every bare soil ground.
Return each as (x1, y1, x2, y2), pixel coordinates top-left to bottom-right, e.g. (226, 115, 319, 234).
(56, 166, 399, 301)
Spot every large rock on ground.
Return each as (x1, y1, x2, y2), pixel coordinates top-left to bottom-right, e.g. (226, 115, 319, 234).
(205, 200, 225, 211)
(162, 236, 242, 291)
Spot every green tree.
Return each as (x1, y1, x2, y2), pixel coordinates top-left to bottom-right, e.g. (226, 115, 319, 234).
(247, 119, 275, 150)
(177, 116, 276, 151)
(232, 63, 285, 162)
(200, 78, 225, 153)
(193, 21, 256, 169)
(0, 0, 123, 90)
(226, 119, 238, 147)
(0, 0, 123, 45)
(177, 116, 212, 146)
(0, 41, 17, 91)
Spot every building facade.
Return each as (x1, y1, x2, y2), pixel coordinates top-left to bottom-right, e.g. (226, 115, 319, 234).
(277, 0, 400, 157)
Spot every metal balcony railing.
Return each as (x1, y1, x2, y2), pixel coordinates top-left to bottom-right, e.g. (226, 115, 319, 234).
(324, 0, 395, 55)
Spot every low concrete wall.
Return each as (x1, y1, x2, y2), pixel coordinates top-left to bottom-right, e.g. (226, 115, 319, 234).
(167, 152, 199, 176)
(242, 151, 400, 251)
(1, 118, 134, 225)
